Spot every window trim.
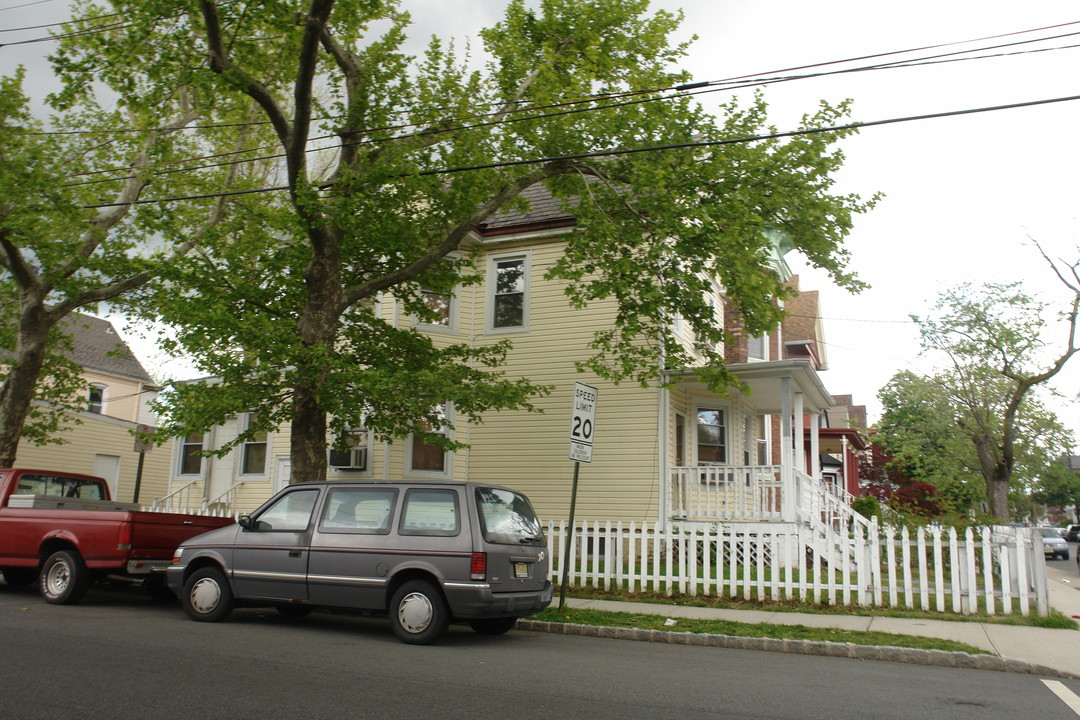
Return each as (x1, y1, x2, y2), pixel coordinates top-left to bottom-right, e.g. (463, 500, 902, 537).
(328, 427, 373, 478)
(747, 333, 769, 361)
(239, 412, 270, 478)
(87, 383, 106, 414)
(177, 432, 205, 476)
(414, 286, 458, 334)
(405, 404, 454, 480)
(485, 251, 531, 334)
(693, 402, 729, 466)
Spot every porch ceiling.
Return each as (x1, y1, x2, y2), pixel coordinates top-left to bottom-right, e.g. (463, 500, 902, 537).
(670, 359, 835, 414)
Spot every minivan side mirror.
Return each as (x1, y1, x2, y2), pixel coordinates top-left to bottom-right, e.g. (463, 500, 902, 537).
(238, 515, 254, 530)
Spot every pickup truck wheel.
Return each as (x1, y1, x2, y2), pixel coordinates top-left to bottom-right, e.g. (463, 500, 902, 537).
(389, 580, 449, 645)
(182, 567, 234, 622)
(468, 617, 518, 635)
(1, 567, 37, 587)
(39, 550, 90, 605)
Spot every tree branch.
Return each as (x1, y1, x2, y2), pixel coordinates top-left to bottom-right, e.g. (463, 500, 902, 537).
(340, 161, 570, 308)
(198, 0, 293, 148)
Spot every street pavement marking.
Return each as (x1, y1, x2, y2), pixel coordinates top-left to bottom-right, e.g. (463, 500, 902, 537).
(1043, 680, 1080, 715)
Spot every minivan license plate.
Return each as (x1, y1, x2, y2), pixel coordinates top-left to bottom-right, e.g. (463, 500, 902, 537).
(514, 562, 529, 578)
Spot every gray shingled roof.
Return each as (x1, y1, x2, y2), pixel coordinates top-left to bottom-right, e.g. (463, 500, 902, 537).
(60, 314, 154, 384)
(479, 182, 576, 230)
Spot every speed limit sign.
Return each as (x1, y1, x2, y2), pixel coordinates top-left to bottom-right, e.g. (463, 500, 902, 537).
(568, 382, 598, 463)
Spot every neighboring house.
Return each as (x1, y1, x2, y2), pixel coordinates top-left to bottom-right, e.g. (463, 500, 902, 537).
(12, 313, 172, 503)
(154, 186, 870, 543)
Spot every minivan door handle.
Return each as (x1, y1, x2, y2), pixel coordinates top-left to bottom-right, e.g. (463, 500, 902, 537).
(288, 550, 302, 558)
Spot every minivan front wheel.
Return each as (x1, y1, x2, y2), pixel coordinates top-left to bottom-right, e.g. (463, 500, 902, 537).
(182, 567, 234, 623)
(389, 580, 449, 645)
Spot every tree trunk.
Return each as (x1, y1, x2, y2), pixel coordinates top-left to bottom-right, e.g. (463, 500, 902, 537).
(289, 240, 344, 484)
(0, 312, 53, 467)
(986, 465, 1012, 522)
(290, 381, 328, 484)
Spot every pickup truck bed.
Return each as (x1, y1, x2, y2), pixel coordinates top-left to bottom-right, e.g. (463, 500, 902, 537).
(0, 468, 234, 604)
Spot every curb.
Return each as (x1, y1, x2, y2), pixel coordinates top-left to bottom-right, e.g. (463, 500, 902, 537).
(516, 620, 1080, 679)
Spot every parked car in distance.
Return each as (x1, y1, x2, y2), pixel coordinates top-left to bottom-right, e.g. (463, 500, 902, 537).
(166, 480, 553, 644)
(1040, 527, 1070, 560)
(1066, 524, 1080, 543)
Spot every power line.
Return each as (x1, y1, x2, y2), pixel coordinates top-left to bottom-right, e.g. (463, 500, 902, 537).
(0, 0, 54, 12)
(80, 91, 1080, 209)
(55, 37, 1080, 190)
(0, 8, 120, 32)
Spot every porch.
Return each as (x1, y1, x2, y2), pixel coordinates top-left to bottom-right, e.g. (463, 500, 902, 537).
(663, 359, 861, 532)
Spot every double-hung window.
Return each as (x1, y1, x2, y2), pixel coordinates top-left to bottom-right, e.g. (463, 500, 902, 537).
(240, 413, 268, 475)
(408, 404, 452, 477)
(747, 334, 768, 361)
(696, 408, 727, 464)
(179, 432, 204, 475)
(87, 384, 105, 414)
(488, 254, 529, 332)
(417, 287, 454, 331)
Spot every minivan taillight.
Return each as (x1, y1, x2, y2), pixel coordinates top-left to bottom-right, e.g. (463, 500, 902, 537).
(470, 552, 487, 581)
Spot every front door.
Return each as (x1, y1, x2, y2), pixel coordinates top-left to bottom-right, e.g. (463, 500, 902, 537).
(231, 486, 320, 602)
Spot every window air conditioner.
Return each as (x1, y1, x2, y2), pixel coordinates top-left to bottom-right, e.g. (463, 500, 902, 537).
(329, 447, 367, 471)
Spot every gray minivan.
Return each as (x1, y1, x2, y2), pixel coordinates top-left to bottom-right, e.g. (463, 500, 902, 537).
(165, 480, 552, 644)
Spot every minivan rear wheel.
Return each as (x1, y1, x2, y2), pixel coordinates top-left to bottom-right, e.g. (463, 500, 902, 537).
(389, 579, 449, 645)
(468, 617, 518, 635)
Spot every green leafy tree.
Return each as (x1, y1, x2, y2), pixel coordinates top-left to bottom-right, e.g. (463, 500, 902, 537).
(1032, 459, 1080, 522)
(57, 0, 877, 483)
(897, 254, 1080, 520)
(0, 63, 234, 465)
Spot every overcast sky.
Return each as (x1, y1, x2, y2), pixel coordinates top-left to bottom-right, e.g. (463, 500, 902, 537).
(4, 0, 1079, 444)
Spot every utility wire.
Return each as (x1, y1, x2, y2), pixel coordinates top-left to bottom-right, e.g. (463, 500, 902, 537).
(0, 0, 54, 12)
(21, 20, 1080, 138)
(80, 91, 1080, 209)
(62, 39, 1080, 190)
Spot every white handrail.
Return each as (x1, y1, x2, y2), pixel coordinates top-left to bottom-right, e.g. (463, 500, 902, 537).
(150, 478, 203, 513)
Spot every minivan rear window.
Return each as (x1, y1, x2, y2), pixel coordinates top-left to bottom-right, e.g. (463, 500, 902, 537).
(320, 487, 397, 534)
(476, 487, 544, 545)
(399, 489, 460, 536)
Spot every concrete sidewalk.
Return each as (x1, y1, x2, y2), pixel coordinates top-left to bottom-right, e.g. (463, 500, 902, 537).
(536, 561, 1080, 677)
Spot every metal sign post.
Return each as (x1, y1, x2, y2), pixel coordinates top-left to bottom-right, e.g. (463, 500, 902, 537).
(560, 382, 597, 610)
(132, 424, 153, 504)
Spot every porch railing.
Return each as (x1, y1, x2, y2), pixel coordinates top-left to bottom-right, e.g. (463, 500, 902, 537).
(149, 478, 204, 514)
(669, 465, 782, 522)
(793, 469, 872, 534)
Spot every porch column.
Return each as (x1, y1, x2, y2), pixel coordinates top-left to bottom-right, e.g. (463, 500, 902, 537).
(809, 410, 820, 481)
(793, 392, 805, 475)
(780, 376, 795, 522)
(658, 384, 670, 532)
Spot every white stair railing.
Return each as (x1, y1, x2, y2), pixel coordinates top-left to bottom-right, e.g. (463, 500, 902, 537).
(206, 480, 249, 514)
(150, 479, 204, 513)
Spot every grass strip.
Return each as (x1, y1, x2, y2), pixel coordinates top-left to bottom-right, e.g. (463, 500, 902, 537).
(534, 606, 991, 655)
(563, 588, 1079, 629)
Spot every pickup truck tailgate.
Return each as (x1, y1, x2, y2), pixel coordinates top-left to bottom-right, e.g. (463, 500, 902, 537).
(126, 512, 234, 558)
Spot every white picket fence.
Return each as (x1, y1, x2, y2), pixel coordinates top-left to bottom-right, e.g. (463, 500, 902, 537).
(546, 520, 1050, 616)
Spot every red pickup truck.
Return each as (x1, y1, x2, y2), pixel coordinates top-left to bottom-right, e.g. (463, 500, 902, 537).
(0, 468, 234, 604)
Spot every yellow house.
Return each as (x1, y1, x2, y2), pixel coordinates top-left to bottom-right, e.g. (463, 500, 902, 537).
(151, 188, 867, 539)
(13, 313, 172, 504)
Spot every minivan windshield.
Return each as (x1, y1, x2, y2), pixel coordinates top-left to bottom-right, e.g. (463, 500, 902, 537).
(476, 487, 544, 545)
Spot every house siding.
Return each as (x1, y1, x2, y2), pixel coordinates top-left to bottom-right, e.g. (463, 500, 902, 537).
(13, 411, 172, 504)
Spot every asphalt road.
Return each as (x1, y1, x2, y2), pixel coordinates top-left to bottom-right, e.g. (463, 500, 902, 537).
(4, 582, 1080, 720)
